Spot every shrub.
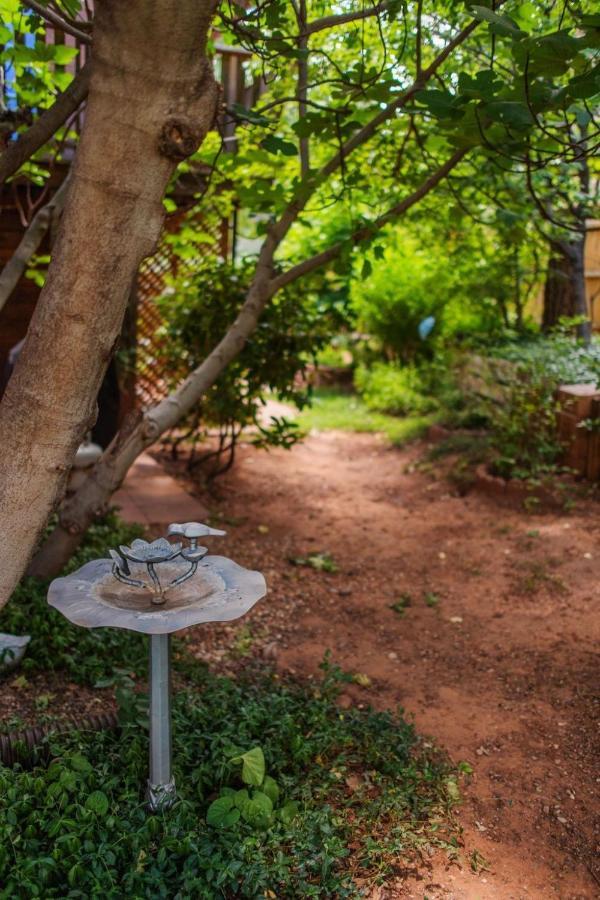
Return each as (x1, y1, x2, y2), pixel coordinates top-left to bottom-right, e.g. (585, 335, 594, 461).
(354, 363, 437, 416)
(484, 367, 563, 480)
(155, 258, 348, 475)
(351, 235, 446, 363)
(490, 333, 600, 385)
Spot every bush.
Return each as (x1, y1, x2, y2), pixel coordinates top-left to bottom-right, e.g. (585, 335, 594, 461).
(484, 368, 563, 480)
(354, 363, 437, 416)
(155, 258, 349, 474)
(490, 333, 600, 385)
(351, 235, 446, 363)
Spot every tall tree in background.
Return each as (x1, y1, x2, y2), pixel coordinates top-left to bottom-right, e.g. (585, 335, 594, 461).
(0, 0, 598, 602)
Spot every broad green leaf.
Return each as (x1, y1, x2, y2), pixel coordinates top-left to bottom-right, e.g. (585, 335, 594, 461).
(241, 790, 273, 825)
(230, 102, 270, 127)
(52, 45, 79, 66)
(206, 795, 241, 827)
(262, 775, 280, 804)
(470, 6, 525, 38)
(484, 101, 534, 128)
(86, 790, 109, 816)
(261, 135, 297, 157)
(233, 788, 250, 810)
(279, 800, 299, 824)
(233, 747, 265, 786)
(70, 754, 93, 774)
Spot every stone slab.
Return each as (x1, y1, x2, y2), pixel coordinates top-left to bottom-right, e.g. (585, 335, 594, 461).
(113, 453, 207, 528)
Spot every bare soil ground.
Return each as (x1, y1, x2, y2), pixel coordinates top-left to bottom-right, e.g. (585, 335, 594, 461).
(160, 430, 599, 899)
(1, 427, 597, 898)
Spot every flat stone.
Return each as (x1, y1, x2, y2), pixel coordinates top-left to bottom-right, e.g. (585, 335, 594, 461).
(113, 453, 207, 528)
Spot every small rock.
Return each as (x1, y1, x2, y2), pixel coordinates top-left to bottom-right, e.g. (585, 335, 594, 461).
(262, 641, 279, 660)
(338, 587, 352, 597)
(388, 652, 398, 660)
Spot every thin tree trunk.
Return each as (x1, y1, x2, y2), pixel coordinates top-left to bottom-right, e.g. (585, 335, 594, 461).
(570, 238, 591, 344)
(0, 0, 219, 605)
(0, 175, 71, 313)
(543, 237, 590, 343)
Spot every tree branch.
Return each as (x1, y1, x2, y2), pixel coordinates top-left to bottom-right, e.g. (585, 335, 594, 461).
(297, 0, 310, 177)
(306, 1, 390, 36)
(0, 175, 71, 313)
(271, 148, 468, 292)
(22, 0, 92, 43)
(0, 61, 90, 185)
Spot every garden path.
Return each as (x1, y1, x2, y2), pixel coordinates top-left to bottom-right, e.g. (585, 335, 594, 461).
(159, 429, 599, 900)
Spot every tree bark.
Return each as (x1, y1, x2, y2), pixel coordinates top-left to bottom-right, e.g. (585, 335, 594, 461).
(0, 0, 219, 605)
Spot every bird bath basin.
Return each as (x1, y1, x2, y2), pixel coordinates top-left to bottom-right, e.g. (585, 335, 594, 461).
(49, 555, 266, 634)
(48, 523, 267, 812)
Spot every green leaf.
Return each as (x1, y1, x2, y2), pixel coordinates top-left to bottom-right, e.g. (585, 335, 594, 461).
(51, 45, 79, 66)
(70, 754, 93, 774)
(230, 102, 270, 126)
(470, 6, 524, 38)
(414, 89, 464, 120)
(206, 795, 241, 827)
(262, 775, 280, 804)
(279, 800, 299, 824)
(361, 259, 373, 280)
(261, 135, 297, 157)
(232, 747, 265, 786)
(241, 790, 273, 826)
(446, 778, 461, 802)
(233, 788, 250, 810)
(291, 113, 329, 138)
(85, 791, 109, 816)
(484, 101, 534, 128)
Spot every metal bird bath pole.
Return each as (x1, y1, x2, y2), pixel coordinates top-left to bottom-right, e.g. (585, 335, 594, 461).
(48, 522, 266, 812)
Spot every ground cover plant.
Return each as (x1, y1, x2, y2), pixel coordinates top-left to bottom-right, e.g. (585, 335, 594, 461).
(0, 518, 462, 898)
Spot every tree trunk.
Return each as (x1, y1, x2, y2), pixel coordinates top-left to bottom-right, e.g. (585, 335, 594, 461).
(542, 237, 590, 343)
(0, 0, 219, 606)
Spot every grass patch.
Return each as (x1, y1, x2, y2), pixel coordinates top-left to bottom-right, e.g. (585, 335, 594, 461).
(297, 388, 436, 446)
(0, 516, 463, 897)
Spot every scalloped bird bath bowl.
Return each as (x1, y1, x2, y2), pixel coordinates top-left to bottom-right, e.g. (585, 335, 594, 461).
(48, 523, 267, 812)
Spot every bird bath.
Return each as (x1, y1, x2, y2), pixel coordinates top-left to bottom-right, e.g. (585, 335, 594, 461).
(48, 522, 266, 812)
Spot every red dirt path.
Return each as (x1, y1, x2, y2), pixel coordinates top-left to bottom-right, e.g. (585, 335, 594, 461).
(165, 430, 599, 899)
